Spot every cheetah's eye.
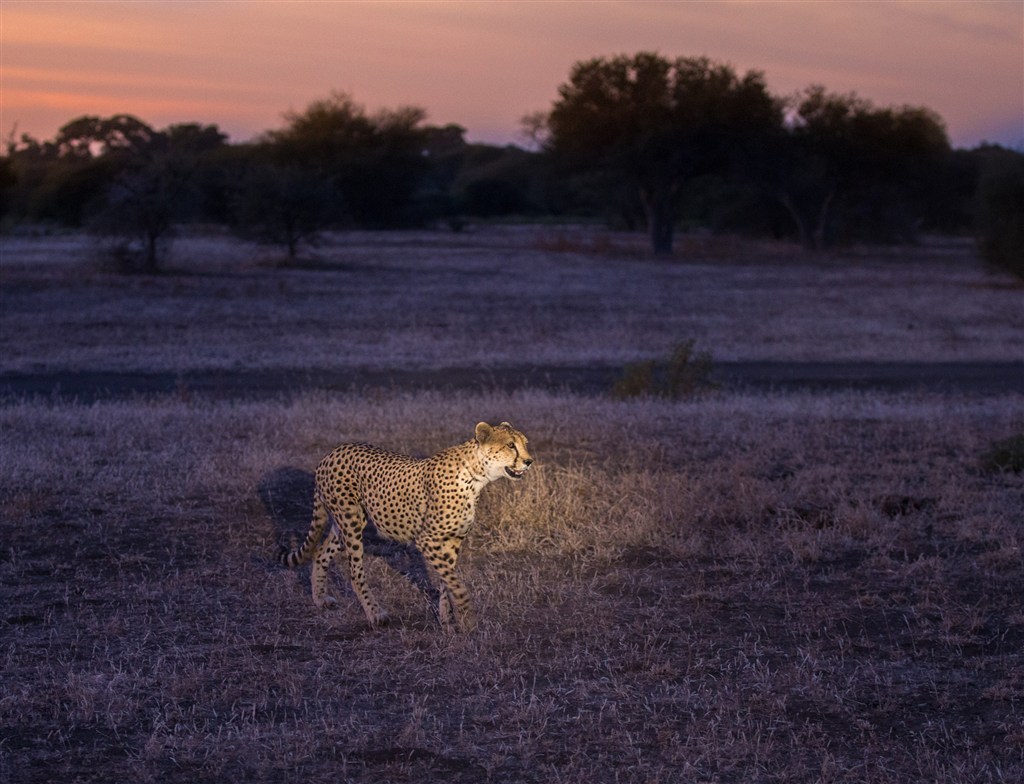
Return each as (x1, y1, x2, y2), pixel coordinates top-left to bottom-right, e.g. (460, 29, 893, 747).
(507, 441, 515, 449)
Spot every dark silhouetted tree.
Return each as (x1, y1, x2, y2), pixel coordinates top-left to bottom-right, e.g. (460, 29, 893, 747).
(164, 122, 228, 154)
(266, 92, 430, 227)
(75, 116, 227, 271)
(774, 87, 950, 248)
(0, 156, 16, 222)
(542, 52, 782, 253)
(454, 144, 546, 217)
(3, 115, 227, 236)
(88, 153, 195, 272)
(974, 146, 1024, 279)
(230, 163, 337, 261)
(53, 114, 162, 160)
(416, 124, 468, 225)
(3, 116, 151, 225)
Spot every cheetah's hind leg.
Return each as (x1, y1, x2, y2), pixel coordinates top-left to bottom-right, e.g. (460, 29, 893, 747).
(310, 521, 342, 610)
(334, 503, 390, 628)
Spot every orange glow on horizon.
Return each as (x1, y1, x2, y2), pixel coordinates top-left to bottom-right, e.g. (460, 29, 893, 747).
(2, 0, 1021, 149)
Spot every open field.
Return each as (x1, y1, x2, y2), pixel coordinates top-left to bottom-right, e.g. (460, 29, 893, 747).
(1, 228, 1023, 781)
(2, 227, 1023, 375)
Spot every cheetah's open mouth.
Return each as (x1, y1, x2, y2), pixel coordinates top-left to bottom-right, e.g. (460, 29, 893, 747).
(505, 467, 526, 479)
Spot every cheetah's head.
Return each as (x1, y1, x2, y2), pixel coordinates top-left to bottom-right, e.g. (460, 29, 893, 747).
(475, 421, 533, 481)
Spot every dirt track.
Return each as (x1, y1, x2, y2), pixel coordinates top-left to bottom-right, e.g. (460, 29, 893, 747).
(2, 361, 1021, 403)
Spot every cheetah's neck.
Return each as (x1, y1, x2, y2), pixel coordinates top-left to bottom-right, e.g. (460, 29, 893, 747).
(432, 440, 492, 491)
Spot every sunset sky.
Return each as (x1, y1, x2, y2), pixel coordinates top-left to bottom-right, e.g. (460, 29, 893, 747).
(2, 0, 1022, 150)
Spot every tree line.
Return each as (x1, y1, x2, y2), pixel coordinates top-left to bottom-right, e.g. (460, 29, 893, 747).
(1, 52, 1021, 275)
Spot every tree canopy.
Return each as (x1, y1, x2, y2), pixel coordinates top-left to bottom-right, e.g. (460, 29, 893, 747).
(545, 52, 783, 253)
(774, 86, 951, 248)
(265, 92, 430, 227)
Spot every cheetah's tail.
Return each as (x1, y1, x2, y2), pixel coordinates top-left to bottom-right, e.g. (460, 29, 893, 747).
(278, 496, 329, 567)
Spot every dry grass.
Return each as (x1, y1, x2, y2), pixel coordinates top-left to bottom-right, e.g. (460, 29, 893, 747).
(2, 389, 1023, 782)
(2, 228, 1023, 374)
(2, 226, 1022, 781)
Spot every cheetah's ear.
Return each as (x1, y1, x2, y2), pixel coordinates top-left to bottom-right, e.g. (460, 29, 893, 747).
(475, 422, 493, 444)
(499, 421, 511, 428)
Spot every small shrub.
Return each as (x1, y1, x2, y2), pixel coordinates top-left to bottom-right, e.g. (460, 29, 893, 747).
(982, 434, 1024, 474)
(612, 340, 716, 400)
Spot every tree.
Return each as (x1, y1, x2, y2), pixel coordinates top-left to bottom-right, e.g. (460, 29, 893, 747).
(266, 92, 430, 227)
(974, 146, 1024, 279)
(164, 123, 228, 154)
(2, 115, 226, 235)
(52, 114, 162, 160)
(2, 116, 161, 226)
(543, 53, 782, 253)
(230, 163, 337, 261)
(415, 124, 469, 225)
(774, 87, 950, 248)
(74, 116, 227, 271)
(453, 144, 547, 217)
(0, 156, 16, 221)
(87, 152, 195, 272)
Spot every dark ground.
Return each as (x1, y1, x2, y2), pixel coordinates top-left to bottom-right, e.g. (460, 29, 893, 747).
(1, 361, 1022, 403)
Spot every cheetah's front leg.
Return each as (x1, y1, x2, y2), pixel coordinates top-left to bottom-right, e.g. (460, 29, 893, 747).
(420, 537, 475, 632)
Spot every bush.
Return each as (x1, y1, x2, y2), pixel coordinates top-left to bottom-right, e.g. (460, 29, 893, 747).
(612, 340, 717, 400)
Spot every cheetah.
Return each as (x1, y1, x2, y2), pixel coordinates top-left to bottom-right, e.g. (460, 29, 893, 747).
(279, 421, 532, 631)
